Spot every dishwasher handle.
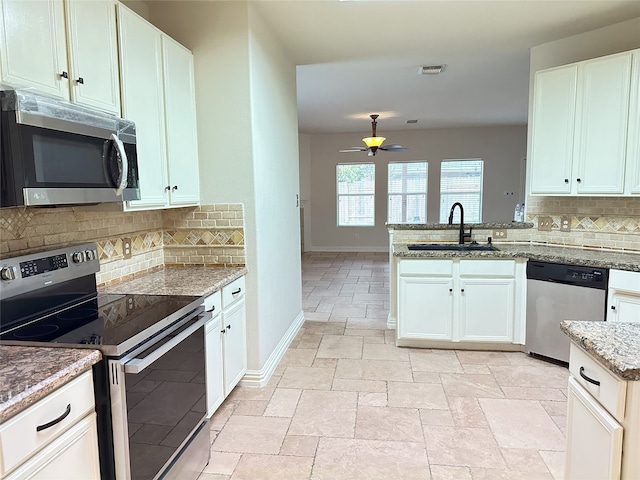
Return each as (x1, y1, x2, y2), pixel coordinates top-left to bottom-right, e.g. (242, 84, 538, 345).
(124, 310, 211, 374)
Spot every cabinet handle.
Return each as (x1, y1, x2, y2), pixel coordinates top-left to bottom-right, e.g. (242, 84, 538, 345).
(220, 329, 226, 334)
(232, 288, 242, 295)
(59, 71, 68, 79)
(579, 366, 600, 386)
(36, 404, 71, 431)
(611, 306, 616, 311)
(576, 178, 582, 183)
(172, 185, 178, 191)
(564, 178, 569, 183)
(164, 185, 171, 191)
(76, 77, 84, 84)
(226, 324, 231, 330)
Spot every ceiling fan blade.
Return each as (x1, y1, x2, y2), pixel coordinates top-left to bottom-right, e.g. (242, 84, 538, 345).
(380, 144, 409, 152)
(339, 147, 368, 152)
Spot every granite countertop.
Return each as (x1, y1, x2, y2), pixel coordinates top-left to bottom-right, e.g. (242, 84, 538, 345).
(100, 265, 248, 297)
(387, 222, 534, 230)
(561, 321, 640, 381)
(393, 243, 640, 272)
(0, 346, 102, 423)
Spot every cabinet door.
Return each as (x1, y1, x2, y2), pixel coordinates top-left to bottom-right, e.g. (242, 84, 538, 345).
(608, 291, 640, 323)
(529, 65, 577, 194)
(118, 4, 168, 210)
(565, 377, 623, 480)
(574, 52, 632, 194)
(65, 0, 120, 114)
(205, 316, 225, 417)
(5, 413, 100, 480)
(222, 297, 246, 395)
(459, 278, 514, 342)
(0, 0, 69, 99)
(397, 276, 453, 340)
(626, 50, 640, 194)
(162, 36, 200, 206)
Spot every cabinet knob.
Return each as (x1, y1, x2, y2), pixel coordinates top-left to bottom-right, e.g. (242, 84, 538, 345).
(172, 185, 178, 191)
(220, 329, 226, 334)
(165, 185, 171, 191)
(60, 71, 68, 79)
(448, 288, 452, 293)
(611, 306, 616, 311)
(564, 178, 569, 184)
(76, 77, 84, 84)
(461, 289, 465, 293)
(576, 178, 582, 183)
(226, 324, 231, 330)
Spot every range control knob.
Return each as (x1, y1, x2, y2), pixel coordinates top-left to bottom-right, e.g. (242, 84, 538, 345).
(0, 266, 17, 281)
(72, 252, 85, 263)
(85, 249, 96, 261)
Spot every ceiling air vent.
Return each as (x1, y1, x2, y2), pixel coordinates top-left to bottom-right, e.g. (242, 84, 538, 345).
(418, 65, 445, 75)
(406, 119, 419, 124)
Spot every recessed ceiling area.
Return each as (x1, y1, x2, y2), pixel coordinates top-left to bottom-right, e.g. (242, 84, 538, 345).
(251, 1, 640, 134)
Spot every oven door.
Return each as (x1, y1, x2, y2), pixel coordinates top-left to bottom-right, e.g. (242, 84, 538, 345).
(1, 113, 139, 207)
(108, 308, 211, 480)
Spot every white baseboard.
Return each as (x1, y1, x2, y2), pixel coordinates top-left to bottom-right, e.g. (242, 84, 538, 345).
(240, 310, 305, 388)
(307, 246, 388, 253)
(387, 313, 396, 330)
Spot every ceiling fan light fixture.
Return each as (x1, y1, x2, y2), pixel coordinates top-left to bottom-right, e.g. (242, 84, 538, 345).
(362, 136, 386, 148)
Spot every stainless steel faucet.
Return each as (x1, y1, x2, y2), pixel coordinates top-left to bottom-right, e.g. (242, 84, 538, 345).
(448, 202, 472, 244)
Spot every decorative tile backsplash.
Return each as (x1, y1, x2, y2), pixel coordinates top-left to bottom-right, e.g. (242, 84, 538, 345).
(0, 203, 246, 285)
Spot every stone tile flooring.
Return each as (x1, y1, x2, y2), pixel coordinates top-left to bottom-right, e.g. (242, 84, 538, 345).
(199, 252, 568, 480)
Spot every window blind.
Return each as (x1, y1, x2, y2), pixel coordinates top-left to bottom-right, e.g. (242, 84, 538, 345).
(439, 159, 483, 223)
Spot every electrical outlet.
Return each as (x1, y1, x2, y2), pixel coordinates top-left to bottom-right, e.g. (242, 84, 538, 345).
(123, 238, 132, 259)
(538, 216, 553, 231)
(492, 229, 507, 239)
(560, 216, 571, 232)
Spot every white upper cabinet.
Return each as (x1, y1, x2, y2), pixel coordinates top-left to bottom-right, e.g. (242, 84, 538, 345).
(574, 52, 631, 194)
(118, 4, 200, 210)
(530, 49, 638, 196)
(625, 51, 640, 194)
(0, 0, 121, 114)
(530, 65, 577, 194)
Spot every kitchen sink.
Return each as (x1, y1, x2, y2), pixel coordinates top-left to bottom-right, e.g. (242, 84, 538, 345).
(407, 243, 498, 252)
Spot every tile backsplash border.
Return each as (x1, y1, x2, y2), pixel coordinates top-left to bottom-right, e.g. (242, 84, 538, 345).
(0, 203, 246, 286)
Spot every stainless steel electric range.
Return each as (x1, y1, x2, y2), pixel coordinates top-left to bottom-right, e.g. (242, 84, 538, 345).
(0, 243, 211, 480)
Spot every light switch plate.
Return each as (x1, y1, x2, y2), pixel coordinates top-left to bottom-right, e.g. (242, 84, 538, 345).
(560, 216, 571, 232)
(538, 216, 553, 231)
(492, 229, 507, 239)
(123, 238, 132, 259)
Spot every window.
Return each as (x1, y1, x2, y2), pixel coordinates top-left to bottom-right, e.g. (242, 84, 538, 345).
(337, 163, 375, 226)
(439, 159, 484, 223)
(387, 162, 428, 223)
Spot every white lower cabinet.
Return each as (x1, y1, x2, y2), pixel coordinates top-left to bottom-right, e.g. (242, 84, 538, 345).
(565, 342, 640, 480)
(203, 276, 246, 418)
(396, 258, 525, 347)
(0, 371, 100, 479)
(607, 269, 640, 323)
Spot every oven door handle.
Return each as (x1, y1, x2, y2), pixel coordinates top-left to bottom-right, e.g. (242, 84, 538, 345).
(123, 312, 210, 374)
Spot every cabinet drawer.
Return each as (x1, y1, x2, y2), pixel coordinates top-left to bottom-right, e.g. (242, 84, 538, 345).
(459, 260, 515, 277)
(222, 276, 245, 308)
(398, 259, 453, 276)
(569, 343, 627, 422)
(204, 290, 222, 316)
(609, 269, 640, 294)
(0, 371, 95, 475)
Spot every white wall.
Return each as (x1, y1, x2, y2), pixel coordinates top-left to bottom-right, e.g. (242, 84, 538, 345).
(298, 134, 312, 251)
(307, 126, 527, 251)
(149, 1, 302, 380)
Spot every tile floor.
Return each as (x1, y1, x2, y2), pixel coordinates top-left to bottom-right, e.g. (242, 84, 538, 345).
(199, 252, 568, 480)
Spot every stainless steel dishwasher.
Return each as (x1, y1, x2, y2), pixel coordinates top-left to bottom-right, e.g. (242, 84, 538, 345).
(526, 260, 608, 364)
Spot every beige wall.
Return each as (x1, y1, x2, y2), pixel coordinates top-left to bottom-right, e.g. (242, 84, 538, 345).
(148, 1, 303, 379)
(306, 126, 527, 251)
(525, 17, 640, 250)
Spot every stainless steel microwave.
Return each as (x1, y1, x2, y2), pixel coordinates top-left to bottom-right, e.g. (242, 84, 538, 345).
(0, 89, 140, 207)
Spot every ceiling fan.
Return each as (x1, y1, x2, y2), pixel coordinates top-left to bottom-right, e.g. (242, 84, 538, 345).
(339, 114, 409, 156)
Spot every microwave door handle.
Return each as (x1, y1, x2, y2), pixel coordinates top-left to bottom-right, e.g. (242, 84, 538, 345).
(110, 133, 128, 196)
(123, 313, 210, 374)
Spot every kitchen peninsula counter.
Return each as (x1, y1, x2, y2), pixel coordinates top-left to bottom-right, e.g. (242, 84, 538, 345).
(0, 346, 101, 423)
(393, 243, 640, 273)
(99, 265, 247, 297)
